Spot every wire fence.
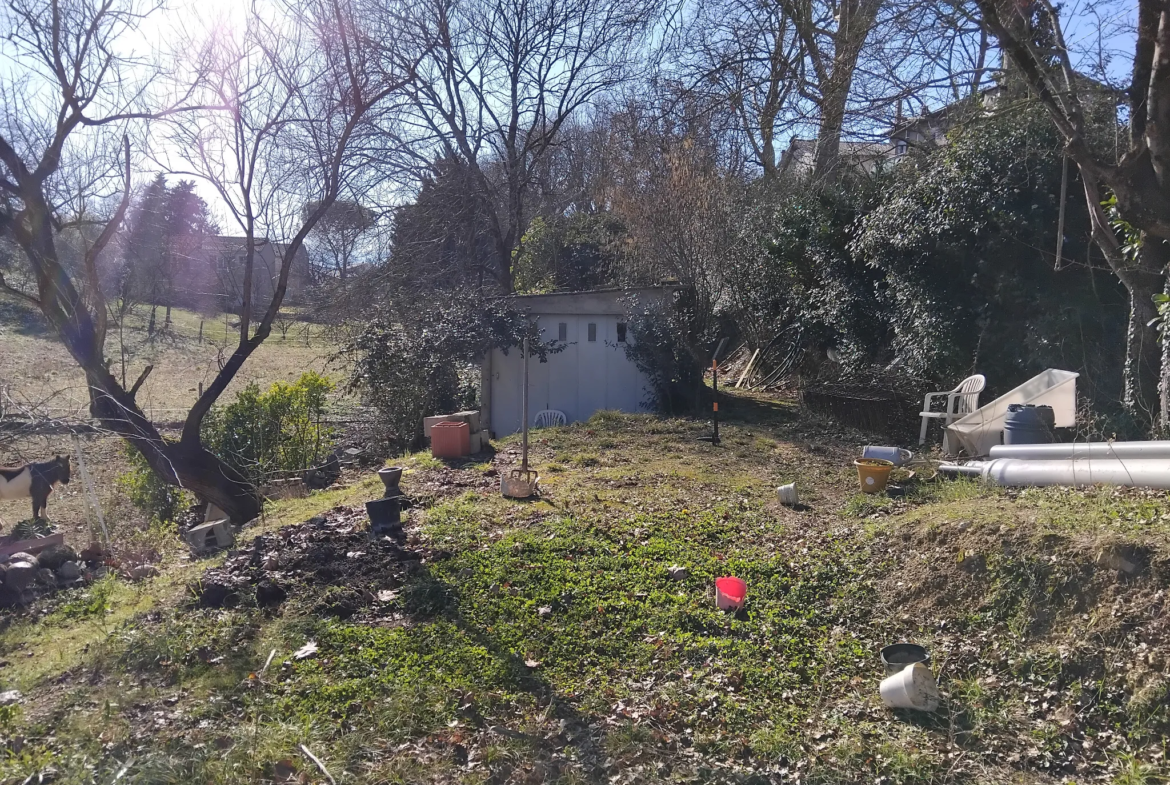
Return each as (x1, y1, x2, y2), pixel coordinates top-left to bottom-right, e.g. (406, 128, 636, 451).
(1, 383, 373, 445)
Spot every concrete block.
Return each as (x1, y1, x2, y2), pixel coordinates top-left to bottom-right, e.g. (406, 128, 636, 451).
(451, 410, 481, 433)
(424, 411, 482, 438)
(184, 519, 235, 551)
(423, 415, 448, 438)
(469, 430, 489, 454)
(205, 503, 230, 522)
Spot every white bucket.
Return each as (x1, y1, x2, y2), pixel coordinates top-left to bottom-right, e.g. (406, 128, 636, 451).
(777, 483, 799, 506)
(862, 446, 913, 466)
(879, 662, 940, 712)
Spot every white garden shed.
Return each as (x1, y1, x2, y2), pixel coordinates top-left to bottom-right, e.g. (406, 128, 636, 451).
(481, 286, 678, 436)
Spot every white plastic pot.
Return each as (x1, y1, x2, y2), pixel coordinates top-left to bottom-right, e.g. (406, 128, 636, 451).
(777, 483, 799, 506)
(879, 662, 940, 712)
(862, 446, 913, 466)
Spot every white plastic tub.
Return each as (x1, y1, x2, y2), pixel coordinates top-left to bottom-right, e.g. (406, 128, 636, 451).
(945, 369, 1078, 457)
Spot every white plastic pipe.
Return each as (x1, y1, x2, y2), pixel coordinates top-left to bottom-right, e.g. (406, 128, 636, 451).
(940, 458, 1170, 489)
(988, 441, 1170, 460)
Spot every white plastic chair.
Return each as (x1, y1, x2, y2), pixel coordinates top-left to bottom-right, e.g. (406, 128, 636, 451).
(533, 409, 567, 428)
(919, 374, 986, 445)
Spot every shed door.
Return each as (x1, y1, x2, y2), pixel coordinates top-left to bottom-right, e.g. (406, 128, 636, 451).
(605, 317, 645, 412)
(547, 316, 580, 422)
(490, 346, 523, 436)
(578, 316, 609, 419)
(525, 317, 552, 418)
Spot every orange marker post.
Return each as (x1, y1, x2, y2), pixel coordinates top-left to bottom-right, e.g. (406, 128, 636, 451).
(711, 340, 725, 445)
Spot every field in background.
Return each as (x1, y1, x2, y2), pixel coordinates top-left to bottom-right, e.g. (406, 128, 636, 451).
(0, 302, 343, 539)
(2, 303, 339, 421)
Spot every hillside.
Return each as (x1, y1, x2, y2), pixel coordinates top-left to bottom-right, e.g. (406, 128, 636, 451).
(1, 396, 1167, 784)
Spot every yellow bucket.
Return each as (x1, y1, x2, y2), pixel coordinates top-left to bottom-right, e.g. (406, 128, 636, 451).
(855, 458, 894, 494)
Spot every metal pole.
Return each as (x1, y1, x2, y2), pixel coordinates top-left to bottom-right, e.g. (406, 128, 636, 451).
(522, 336, 530, 472)
(1054, 153, 1069, 270)
(73, 433, 109, 547)
(711, 337, 727, 446)
(712, 358, 720, 446)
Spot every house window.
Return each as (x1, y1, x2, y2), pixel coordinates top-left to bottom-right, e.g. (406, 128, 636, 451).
(587, 323, 597, 342)
(895, 140, 907, 157)
(616, 322, 627, 343)
(558, 322, 567, 341)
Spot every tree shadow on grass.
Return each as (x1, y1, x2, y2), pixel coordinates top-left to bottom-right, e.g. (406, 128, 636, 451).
(393, 564, 652, 782)
(717, 390, 799, 428)
(0, 298, 52, 336)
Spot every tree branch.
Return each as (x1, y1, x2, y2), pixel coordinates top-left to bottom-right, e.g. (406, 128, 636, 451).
(129, 364, 154, 398)
(0, 270, 42, 307)
(80, 134, 133, 351)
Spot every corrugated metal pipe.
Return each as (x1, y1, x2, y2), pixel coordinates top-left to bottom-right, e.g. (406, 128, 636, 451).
(938, 457, 1170, 489)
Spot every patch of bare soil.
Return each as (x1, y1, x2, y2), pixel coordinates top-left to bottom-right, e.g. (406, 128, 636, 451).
(188, 461, 505, 622)
(191, 504, 458, 622)
(408, 461, 500, 504)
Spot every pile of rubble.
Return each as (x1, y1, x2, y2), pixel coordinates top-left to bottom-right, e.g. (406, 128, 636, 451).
(0, 542, 107, 607)
(191, 506, 449, 619)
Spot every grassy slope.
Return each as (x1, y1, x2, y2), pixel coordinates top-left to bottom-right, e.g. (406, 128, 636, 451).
(1, 397, 1169, 784)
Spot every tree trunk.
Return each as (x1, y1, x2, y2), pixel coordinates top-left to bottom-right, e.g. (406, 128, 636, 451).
(494, 231, 515, 293)
(811, 0, 881, 182)
(85, 369, 262, 524)
(1122, 238, 1166, 423)
(157, 441, 261, 523)
(1124, 278, 1162, 421)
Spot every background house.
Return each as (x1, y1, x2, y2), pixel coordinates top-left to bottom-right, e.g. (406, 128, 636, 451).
(481, 286, 678, 435)
(205, 236, 312, 312)
(778, 138, 895, 176)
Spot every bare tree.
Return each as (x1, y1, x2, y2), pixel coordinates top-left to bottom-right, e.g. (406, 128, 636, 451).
(677, 0, 807, 179)
(965, 0, 1166, 422)
(675, 0, 995, 180)
(302, 199, 379, 284)
(398, 0, 659, 292)
(604, 98, 740, 342)
(0, 0, 417, 522)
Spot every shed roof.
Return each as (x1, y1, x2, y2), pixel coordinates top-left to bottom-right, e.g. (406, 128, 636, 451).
(510, 285, 679, 316)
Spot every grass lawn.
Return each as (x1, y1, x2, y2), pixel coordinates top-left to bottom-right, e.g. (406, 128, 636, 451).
(1, 396, 1169, 784)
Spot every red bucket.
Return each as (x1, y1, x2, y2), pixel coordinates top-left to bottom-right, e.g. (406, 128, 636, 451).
(715, 576, 746, 610)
